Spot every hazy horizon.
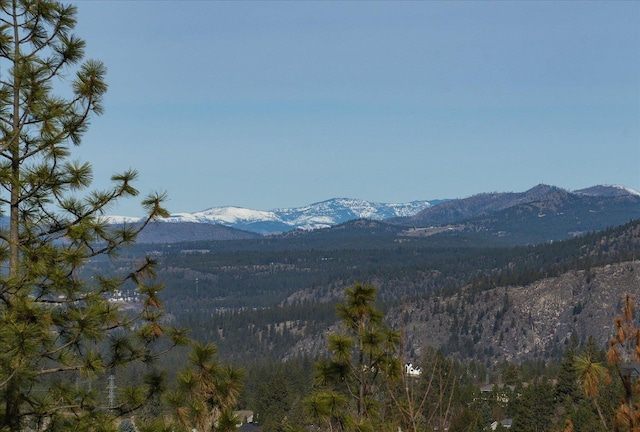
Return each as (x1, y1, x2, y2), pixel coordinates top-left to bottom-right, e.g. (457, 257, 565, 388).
(71, 1, 639, 216)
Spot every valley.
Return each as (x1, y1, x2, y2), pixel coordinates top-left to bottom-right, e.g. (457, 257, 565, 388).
(84, 183, 640, 430)
(94, 185, 640, 367)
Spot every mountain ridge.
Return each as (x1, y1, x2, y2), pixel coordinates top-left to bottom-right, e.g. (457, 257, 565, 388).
(107, 184, 640, 241)
(110, 198, 433, 234)
(283, 260, 640, 364)
(404, 184, 639, 228)
(148, 212, 640, 366)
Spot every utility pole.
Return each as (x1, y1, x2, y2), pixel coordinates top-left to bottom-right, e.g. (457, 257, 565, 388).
(108, 374, 116, 409)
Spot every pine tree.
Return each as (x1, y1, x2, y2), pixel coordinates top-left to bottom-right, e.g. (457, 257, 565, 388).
(511, 379, 554, 432)
(606, 294, 640, 431)
(556, 341, 578, 400)
(574, 354, 610, 430)
(254, 374, 290, 432)
(0, 1, 187, 430)
(305, 283, 401, 431)
(164, 342, 244, 432)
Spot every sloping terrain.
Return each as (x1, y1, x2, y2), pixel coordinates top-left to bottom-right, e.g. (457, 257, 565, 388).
(155, 198, 432, 234)
(397, 260, 640, 363)
(133, 221, 260, 243)
(403, 185, 640, 244)
(132, 216, 640, 365)
(280, 219, 640, 364)
(122, 184, 640, 243)
(93, 187, 640, 366)
(281, 260, 640, 364)
(406, 184, 562, 226)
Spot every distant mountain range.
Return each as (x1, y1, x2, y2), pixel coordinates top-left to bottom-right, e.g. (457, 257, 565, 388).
(405, 184, 640, 227)
(113, 198, 434, 235)
(112, 184, 640, 243)
(137, 191, 640, 365)
(400, 184, 640, 244)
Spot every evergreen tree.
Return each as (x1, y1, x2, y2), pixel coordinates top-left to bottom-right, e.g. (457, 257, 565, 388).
(556, 341, 578, 400)
(448, 408, 483, 432)
(510, 379, 554, 432)
(570, 402, 606, 432)
(574, 354, 610, 430)
(305, 283, 401, 431)
(254, 374, 290, 432)
(164, 342, 244, 432)
(0, 1, 187, 430)
(606, 294, 640, 431)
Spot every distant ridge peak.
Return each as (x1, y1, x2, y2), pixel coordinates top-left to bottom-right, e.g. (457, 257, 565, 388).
(528, 183, 566, 193)
(523, 184, 568, 199)
(407, 183, 640, 228)
(574, 184, 640, 197)
(155, 198, 433, 235)
(105, 184, 639, 237)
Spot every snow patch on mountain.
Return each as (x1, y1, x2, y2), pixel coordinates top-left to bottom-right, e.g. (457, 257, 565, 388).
(192, 207, 279, 224)
(104, 184, 639, 234)
(574, 184, 640, 197)
(104, 215, 142, 224)
(107, 198, 432, 234)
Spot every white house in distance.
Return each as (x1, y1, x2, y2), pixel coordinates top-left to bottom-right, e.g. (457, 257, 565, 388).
(405, 363, 422, 377)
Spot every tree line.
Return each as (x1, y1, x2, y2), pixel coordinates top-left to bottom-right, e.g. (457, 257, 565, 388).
(240, 284, 640, 432)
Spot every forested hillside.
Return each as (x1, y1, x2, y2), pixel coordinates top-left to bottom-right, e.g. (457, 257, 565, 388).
(77, 213, 640, 431)
(83, 218, 640, 367)
(404, 185, 640, 241)
(178, 220, 640, 365)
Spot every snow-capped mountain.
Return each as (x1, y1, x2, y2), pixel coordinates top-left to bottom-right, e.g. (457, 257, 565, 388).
(171, 198, 432, 234)
(110, 198, 432, 235)
(105, 184, 640, 238)
(574, 184, 640, 197)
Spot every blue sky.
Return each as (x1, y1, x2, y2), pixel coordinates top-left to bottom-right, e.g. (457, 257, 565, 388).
(72, 1, 639, 216)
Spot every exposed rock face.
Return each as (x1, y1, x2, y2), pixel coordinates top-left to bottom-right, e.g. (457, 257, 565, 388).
(285, 261, 640, 364)
(400, 261, 640, 363)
